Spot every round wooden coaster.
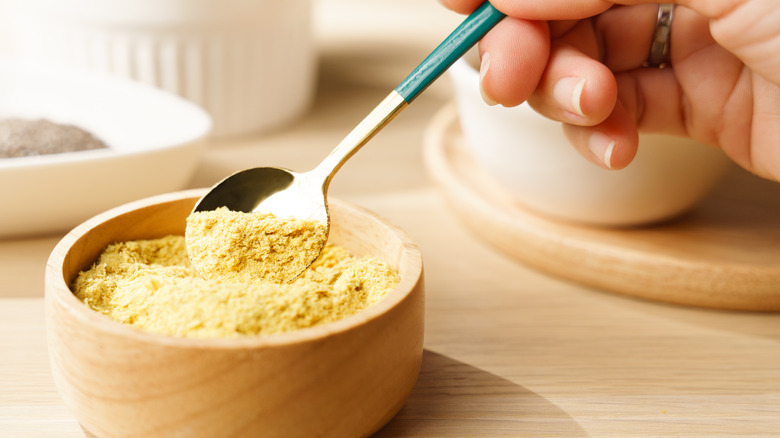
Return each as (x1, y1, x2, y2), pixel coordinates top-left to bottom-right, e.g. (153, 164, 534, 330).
(423, 104, 780, 311)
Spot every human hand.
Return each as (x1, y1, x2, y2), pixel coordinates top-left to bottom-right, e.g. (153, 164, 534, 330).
(439, 0, 780, 181)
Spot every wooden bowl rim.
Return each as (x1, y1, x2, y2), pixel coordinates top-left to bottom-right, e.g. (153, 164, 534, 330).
(45, 189, 424, 349)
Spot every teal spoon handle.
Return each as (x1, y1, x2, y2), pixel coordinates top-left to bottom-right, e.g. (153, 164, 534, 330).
(395, 1, 505, 102)
(311, 1, 505, 189)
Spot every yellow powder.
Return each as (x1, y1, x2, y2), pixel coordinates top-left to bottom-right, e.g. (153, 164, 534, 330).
(72, 235, 399, 339)
(185, 207, 328, 284)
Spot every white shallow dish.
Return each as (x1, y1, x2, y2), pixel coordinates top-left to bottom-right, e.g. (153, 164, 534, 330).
(0, 60, 212, 238)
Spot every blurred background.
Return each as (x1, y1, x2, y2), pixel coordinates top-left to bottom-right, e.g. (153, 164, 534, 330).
(0, 0, 464, 192)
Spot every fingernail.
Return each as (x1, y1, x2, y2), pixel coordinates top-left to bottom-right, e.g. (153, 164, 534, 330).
(479, 52, 498, 106)
(553, 77, 586, 117)
(588, 131, 616, 169)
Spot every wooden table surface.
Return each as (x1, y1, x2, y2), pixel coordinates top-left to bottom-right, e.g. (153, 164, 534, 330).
(2, 1, 779, 436)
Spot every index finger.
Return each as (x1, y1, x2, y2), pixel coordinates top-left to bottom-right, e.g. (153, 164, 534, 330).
(439, 0, 738, 21)
(438, 0, 612, 19)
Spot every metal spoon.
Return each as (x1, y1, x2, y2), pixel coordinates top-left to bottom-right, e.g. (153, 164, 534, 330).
(191, 2, 505, 277)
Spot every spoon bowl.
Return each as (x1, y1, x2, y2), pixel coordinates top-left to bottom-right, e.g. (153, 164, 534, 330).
(193, 167, 327, 223)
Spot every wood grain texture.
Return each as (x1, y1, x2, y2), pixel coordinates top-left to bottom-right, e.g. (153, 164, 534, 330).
(424, 104, 780, 311)
(44, 191, 424, 438)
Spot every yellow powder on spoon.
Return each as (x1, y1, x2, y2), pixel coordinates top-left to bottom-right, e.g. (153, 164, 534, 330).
(185, 207, 328, 284)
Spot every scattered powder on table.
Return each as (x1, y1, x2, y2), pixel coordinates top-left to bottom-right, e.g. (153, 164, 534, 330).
(72, 235, 400, 339)
(185, 207, 329, 284)
(0, 118, 108, 158)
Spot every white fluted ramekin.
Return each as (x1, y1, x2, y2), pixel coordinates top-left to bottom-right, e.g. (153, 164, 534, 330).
(11, 0, 317, 138)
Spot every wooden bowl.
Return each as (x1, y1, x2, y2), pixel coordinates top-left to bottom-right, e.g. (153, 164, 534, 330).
(44, 189, 424, 438)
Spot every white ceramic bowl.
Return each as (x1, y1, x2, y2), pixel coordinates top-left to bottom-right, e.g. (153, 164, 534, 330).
(448, 57, 731, 227)
(0, 60, 211, 238)
(9, 0, 317, 138)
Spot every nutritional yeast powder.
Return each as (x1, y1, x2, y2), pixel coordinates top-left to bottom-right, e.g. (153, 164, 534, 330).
(72, 209, 399, 338)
